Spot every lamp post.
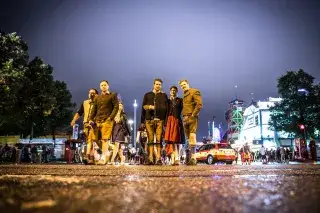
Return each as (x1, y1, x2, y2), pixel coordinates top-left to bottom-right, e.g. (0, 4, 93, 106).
(133, 99, 138, 148)
(128, 119, 133, 145)
(298, 124, 306, 159)
(212, 116, 216, 141)
(297, 88, 309, 159)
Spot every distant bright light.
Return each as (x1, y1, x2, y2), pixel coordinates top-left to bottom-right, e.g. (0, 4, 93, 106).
(128, 119, 133, 125)
(297, 88, 309, 95)
(133, 99, 138, 108)
(298, 88, 307, 92)
(299, 124, 305, 130)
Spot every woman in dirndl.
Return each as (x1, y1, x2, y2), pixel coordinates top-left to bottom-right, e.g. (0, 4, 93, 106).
(164, 86, 185, 165)
(110, 96, 131, 165)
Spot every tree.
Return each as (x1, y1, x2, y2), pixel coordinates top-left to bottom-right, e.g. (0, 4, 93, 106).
(0, 32, 75, 138)
(16, 57, 55, 138)
(0, 32, 29, 133)
(269, 69, 319, 138)
(46, 80, 76, 141)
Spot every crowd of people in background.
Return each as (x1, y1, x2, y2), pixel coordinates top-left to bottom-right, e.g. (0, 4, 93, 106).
(236, 141, 318, 165)
(0, 143, 52, 164)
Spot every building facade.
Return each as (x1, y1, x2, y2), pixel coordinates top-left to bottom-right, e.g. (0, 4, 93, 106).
(232, 97, 292, 150)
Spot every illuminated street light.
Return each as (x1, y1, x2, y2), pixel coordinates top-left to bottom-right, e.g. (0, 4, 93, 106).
(133, 99, 138, 148)
(299, 124, 305, 130)
(297, 88, 309, 95)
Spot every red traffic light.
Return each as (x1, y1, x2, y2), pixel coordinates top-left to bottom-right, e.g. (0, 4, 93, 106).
(299, 124, 305, 130)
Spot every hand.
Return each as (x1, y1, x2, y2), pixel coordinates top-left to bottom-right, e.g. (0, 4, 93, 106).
(114, 116, 120, 123)
(149, 105, 155, 110)
(89, 120, 95, 127)
(183, 116, 189, 125)
(70, 121, 75, 127)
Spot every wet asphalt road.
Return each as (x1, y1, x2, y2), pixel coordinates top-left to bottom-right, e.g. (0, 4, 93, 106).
(0, 163, 319, 213)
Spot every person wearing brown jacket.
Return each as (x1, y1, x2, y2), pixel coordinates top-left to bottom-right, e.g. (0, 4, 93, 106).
(89, 80, 119, 165)
(179, 79, 203, 165)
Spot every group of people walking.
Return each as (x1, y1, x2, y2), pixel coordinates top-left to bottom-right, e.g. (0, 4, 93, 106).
(70, 78, 203, 165)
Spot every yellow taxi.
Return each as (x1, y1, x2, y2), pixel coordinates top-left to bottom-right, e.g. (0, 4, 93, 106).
(195, 143, 236, 165)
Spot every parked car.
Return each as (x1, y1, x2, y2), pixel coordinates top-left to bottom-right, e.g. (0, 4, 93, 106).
(195, 143, 236, 165)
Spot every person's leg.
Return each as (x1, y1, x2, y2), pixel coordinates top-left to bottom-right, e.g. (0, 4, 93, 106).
(155, 120, 164, 164)
(187, 117, 198, 165)
(118, 145, 125, 164)
(84, 126, 94, 164)
(96, 120, 114, 165)
(183, 117, 191, 164)
(145, 120, 155, 164)
(172, 144, 180, 165)
(110, 142, 120, 164)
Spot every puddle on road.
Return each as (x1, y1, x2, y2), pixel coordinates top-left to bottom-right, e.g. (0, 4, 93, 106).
(233, 174, 279, 180)
(124, 175, 142, 181)
(0, 175, 84, 183)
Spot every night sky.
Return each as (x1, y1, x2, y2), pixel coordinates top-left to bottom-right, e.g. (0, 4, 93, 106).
(1, 0, 319, 139)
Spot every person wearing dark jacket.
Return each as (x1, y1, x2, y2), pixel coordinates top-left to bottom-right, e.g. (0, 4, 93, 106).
(309, 137, 317, 161)
(110, 98, 131, 165)
(164, 86, 185, 165)
(141, 78, 169, 165)
(89, 80, 119, 165)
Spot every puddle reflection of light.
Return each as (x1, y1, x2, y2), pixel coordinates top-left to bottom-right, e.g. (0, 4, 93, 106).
(232, 175, 278, 180)
(125, 175, 141, 181)
(212, 175, 222, 180)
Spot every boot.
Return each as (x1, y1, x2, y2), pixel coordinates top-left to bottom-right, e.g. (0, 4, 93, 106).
(187, 147, 197, 165)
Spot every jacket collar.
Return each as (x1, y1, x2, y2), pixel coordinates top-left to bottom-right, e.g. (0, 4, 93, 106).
(183, 90, 190, 97)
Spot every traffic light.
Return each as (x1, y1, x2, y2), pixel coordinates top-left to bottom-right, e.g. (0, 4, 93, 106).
(299, 124, 305, 130)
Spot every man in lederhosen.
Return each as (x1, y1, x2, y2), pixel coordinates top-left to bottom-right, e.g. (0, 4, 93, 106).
(71, 88, 98, 164)
(179, 79, 203, 165)
(89, 80, 119, 165)
(141, 78, 168, 165)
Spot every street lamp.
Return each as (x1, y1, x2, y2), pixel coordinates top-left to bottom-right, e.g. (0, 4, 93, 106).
(298, 124, 306, 159)
(298, 88, 309, 95)
(133, 99, 138, 148)
(128, 119, 133, 145)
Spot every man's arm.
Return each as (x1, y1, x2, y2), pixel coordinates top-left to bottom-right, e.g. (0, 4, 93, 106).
(109, 94, 119, 120)
(191, 89, 203, 117)
(179, 97, 184, 120)
(136, 131, 140, 143)
(89, 97, 98, 121)
(70, 103, 84, 126)
(163, 93, 169, 125)
(141, 94, 147, 123)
